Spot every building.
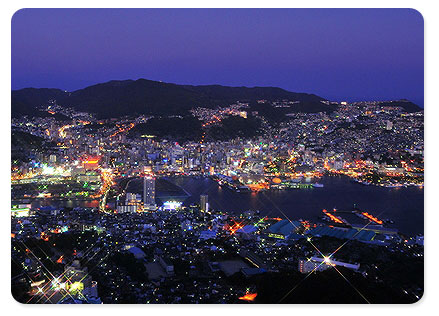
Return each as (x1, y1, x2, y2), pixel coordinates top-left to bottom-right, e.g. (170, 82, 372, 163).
(159, 256, 174, 275)
(82, 157, 99, 170)
(200, 194, 209, 213)
(64, 260, 90, 286)
(127, 246, 146, 259)
(76, 171, 101, 183)
(143, 176, 156, 210)
(267, 219, 303, 239)
(61, 260, 101, 303)
(117, 193, 142, 213)
(386, 120, 393, 130)
(239, 249, 269, 270)
(11, 204, 32, 217)
(49, 154, 57, 163)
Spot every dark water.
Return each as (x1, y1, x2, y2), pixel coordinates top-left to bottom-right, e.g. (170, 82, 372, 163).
(125, 178, 190, 203)
(18, 175, 423, 236)
(170, 175, 424, 236)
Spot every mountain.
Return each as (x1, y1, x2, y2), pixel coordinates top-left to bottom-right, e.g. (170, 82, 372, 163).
(12, 79, 326, 118)
(11, 88, 68, 117)
(181, 83, 323, 104)
(129, 116, 203, 142)
(64, 79, 214, 117)
(377, 100, 423, 113)
(12, 79, 422, 118)
(11, 130, 46, 149)
(11, 129, 57, 163)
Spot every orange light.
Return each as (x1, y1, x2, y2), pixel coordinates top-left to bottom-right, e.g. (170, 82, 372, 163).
(40, 232, 49, 241)
(239, 293, 257, 301)
(56, 255, 64, 264)
(272, 177, 282, 184)
(322, 209, 343, 223)
(361, 212, 383, 225)
(83, 159, 99, 164)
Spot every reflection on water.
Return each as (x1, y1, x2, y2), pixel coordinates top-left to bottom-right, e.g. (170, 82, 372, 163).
(14, 175, 423, 236)
(170, 175, 424, 236)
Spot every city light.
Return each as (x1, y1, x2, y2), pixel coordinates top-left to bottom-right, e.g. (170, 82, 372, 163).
(10, 42, 424, 304)
(162, 201, 182, 210)
(238, 293, 257, 301)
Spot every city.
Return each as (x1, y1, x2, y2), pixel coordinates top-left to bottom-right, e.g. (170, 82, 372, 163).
(11, 8, 424, 305)
(11, 91, 424, 304)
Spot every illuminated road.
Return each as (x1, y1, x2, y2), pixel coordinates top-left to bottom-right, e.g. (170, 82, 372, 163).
(89, 168, 115, 212)
(110, 122, 135, 138)
(58, 121, 90, 139)
(97, 169, 115, 212)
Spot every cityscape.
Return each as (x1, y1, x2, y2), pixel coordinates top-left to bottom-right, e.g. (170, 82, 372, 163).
(11, 9, 424, 304)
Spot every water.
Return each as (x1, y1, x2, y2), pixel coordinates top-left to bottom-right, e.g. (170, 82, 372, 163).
(170, 175, 424, 236)
(16, 175, 423, 236)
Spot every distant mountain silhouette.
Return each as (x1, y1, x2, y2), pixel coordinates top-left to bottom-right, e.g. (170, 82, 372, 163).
(11, 79, 422, 118)
(377, 100, 423, 113)
(12, 88, 68, 117)
(12, 79, 326, 118)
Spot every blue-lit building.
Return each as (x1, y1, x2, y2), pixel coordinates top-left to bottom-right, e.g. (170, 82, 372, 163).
(267, 219, 303, 239)
(307, 226, 377, 242)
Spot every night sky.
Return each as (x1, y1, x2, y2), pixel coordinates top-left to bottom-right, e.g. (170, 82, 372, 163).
(11, 8, 424, 105)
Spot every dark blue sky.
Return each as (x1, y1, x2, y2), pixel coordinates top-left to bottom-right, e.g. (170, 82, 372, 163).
(12, 8, 424, 105)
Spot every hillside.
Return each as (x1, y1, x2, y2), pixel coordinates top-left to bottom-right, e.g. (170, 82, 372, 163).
(12, 79, 421, 118)
(11, 88, 68, 118)
(377, 100, 423, 113)
(129, 116, 203, 142)
(12, 79, 326, 118)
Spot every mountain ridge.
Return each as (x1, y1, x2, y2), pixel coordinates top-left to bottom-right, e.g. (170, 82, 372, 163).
(11, 78, 422, 118)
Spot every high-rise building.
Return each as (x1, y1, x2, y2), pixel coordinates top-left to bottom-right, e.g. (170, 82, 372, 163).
(49, 154, 57, 163)
(386, 120, 393, 130)
(116, 193, 142, 213)
(143, 176, 156, 210)
(200, 194, 209, 213)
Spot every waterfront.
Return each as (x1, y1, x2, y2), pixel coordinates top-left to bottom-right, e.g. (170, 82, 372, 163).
(170, 175, 424, 236)
(10, 8, 426, 305)
(15, 174, 424, 236)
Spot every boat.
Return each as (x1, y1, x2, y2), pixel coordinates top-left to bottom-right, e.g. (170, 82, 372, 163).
(313, 183, 324, 188)
(233, 186, 250, 193)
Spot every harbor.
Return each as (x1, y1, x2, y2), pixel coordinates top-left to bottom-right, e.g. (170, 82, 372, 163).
(171, 174, 423, 236)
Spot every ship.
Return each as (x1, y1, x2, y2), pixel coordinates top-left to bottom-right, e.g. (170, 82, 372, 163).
(313, 183, 324, 188)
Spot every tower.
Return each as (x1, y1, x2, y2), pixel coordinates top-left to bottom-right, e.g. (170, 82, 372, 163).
(200, 195, 209, 213)
(143, 175, 156, 210)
